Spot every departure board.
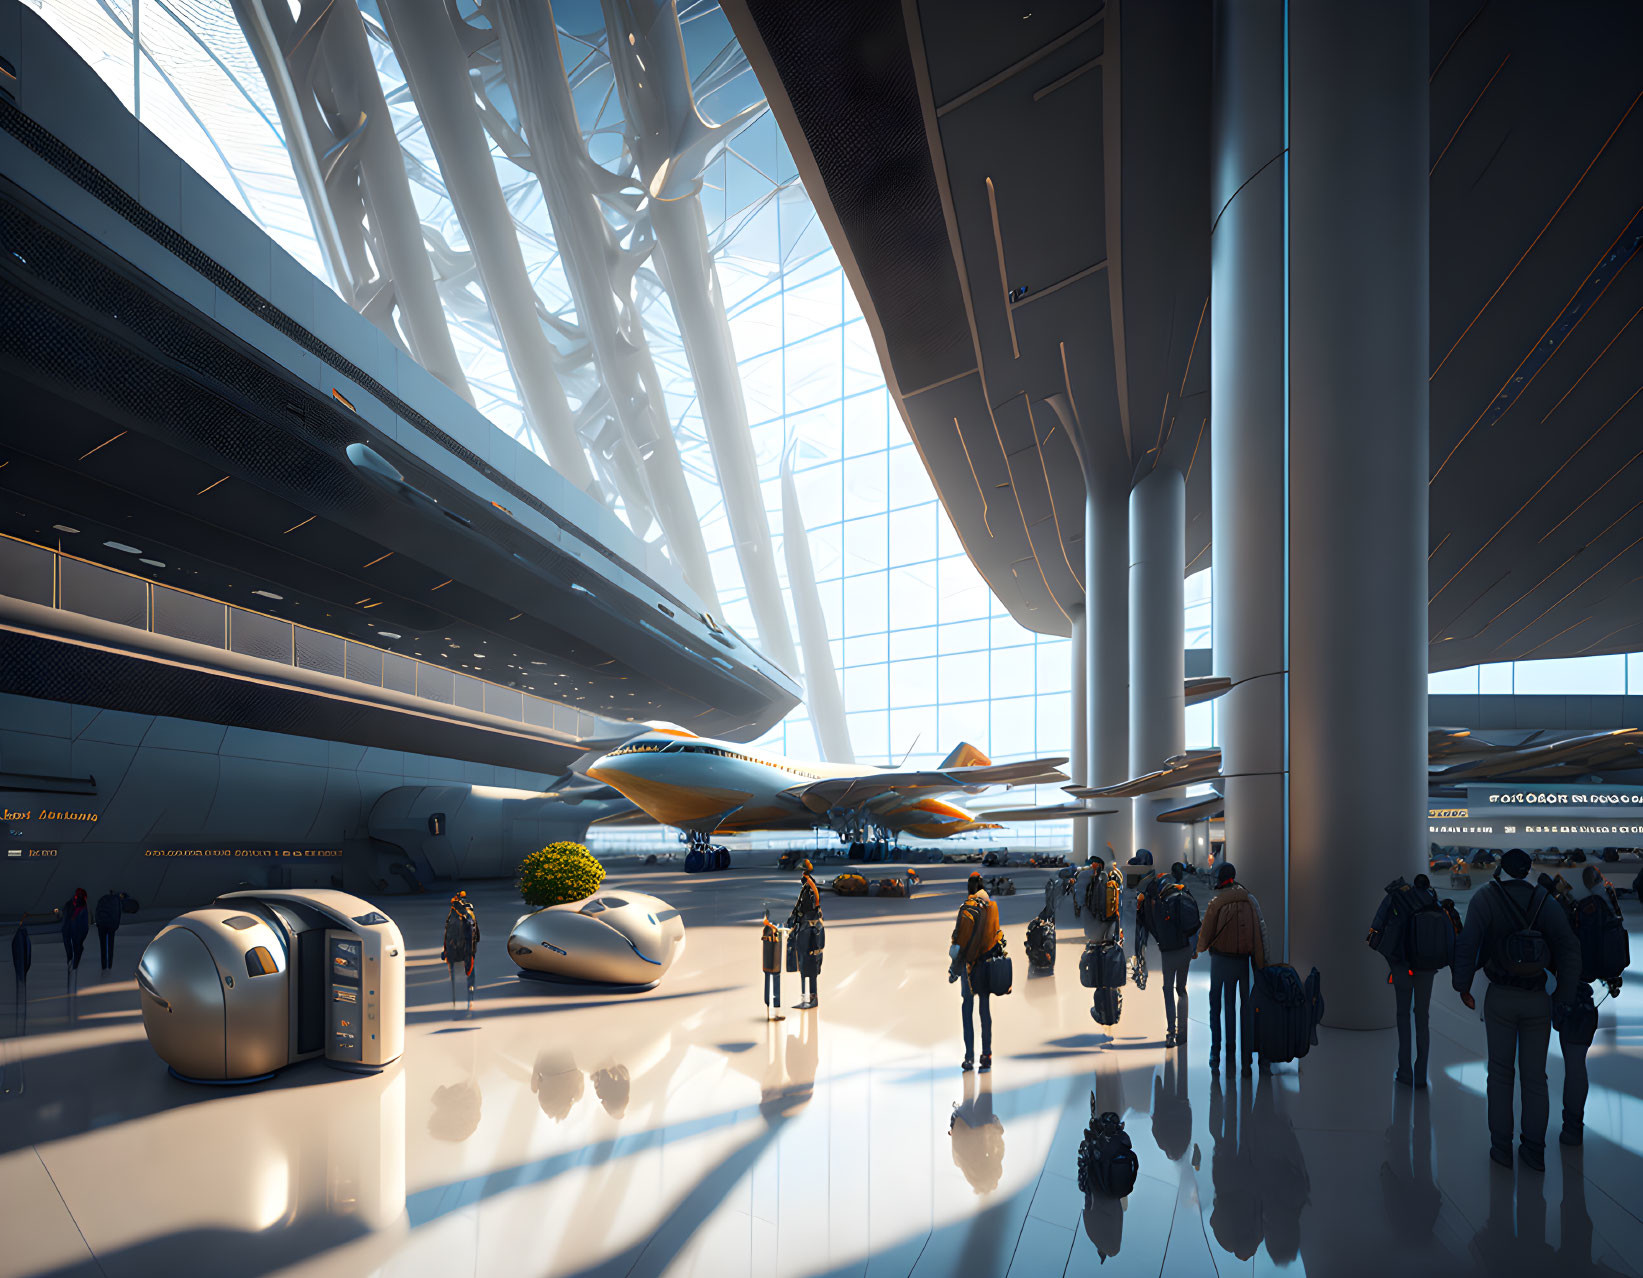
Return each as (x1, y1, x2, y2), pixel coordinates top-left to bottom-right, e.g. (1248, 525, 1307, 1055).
(328, 934, 363, 1062)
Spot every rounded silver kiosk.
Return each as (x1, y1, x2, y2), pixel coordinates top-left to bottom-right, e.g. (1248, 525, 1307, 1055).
(508, 890, 685, 990)
(137, 888, 405, 1083)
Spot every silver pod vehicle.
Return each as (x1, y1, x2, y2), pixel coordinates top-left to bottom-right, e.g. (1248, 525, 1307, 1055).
(136, 889, 405, 1083)
(508, 891, 685, 988)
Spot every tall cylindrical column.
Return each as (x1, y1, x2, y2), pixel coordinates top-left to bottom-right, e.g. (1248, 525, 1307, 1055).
(1130, 466, 1187, 865)
(1213, 0, 1427, 1027)
(1287, 0, 1428, 1028)
(1211, 0, 1289, 953)
(1085, 468, 1131, 861)
(1069, 605, 1090, 863)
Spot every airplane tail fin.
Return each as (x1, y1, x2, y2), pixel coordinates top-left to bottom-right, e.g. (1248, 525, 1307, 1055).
(940, 742, 992, 769)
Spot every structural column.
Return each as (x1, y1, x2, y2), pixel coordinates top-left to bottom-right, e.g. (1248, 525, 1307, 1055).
(1084, 466, 1131, 861)
(1212, 0, 1427, 1028)
(1287, 1, 1428, 1028)
(1130, 466, 1187, 864)
(1069, 605, 1090, 863)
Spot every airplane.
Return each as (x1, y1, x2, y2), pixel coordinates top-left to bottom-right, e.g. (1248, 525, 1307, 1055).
(573, 728, 1088, 868)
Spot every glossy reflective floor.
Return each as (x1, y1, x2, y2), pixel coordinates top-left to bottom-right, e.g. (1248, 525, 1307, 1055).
(3, 865, 1640, 1277)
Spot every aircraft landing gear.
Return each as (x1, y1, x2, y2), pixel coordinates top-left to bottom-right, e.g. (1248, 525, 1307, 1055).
(683, 830, 731, 873)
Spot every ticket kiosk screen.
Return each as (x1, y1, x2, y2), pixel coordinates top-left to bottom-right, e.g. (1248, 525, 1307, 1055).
(328, 935, 363, 1062)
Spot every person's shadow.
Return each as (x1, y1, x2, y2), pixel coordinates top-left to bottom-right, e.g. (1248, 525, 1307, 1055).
(950, 1071, 1005, 1194)
(1152, 1043, 1192, 1162)
(1380, 1086, 1440, 1242)
(1208, 1074, 1261, 1261)
(1248, 1074, 1311, 1266)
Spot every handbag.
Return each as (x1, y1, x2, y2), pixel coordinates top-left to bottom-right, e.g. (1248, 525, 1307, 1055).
(1552, 987, 1599, 1047)
(976, 953, 1013, 997)
(785, 927, 799, 973)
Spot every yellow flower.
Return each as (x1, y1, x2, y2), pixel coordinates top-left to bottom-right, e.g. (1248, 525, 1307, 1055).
(517, 841, 606, 908)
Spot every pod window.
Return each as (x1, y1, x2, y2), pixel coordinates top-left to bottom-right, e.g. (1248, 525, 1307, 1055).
(245, 946, 279, 977)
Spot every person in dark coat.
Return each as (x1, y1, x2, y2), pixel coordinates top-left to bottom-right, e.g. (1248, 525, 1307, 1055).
(60, 889, 90, 972)
(786, 861, 824, 1009)
(94, 890, 129, 970)
(1453, 848, 1581, 1170)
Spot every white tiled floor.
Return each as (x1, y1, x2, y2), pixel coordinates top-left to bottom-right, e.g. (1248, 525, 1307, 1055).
(2, 864, 1640, 1277)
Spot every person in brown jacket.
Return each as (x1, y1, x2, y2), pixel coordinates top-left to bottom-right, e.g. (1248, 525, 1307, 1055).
(1195, 861, 1271, 1075)
(950, 871, 1004, 1072)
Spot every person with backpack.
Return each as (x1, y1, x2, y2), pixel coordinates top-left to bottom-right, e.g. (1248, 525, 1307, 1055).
(1080, 854, 1124, 944)
(1367, 872, 1452, 1088)
(950, 871, 1003, 1073)
(93, 890, 129, 971)
(787, 861, 825, 1009)
(1196, 861, 1269, 1075)
(1135, 861, 1200, 1047)
(1550, 865, 1626, 1147)
(441, 893, 480, 1008)
(1452, 848, 1582, 1170)
(59, 889, 90, 980)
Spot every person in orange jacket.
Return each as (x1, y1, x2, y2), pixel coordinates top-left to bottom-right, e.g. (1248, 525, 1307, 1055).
(951, 871, 1004, 1073)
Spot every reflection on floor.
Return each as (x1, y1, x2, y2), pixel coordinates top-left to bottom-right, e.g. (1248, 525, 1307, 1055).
(3, 864, 1640, 1277)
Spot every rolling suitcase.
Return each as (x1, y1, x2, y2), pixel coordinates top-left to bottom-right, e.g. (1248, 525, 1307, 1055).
(1026, 913, 1056, 971)
(1080, 939, 1126, 990)
(1251, 963, 1312, 1064)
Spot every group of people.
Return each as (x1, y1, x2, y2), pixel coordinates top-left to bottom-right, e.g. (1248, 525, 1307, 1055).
(1378, 848, 1627, 1169)
(945, 841, 1630, 1172)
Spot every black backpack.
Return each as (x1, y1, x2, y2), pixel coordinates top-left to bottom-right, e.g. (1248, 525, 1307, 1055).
(443, 910, 474, 962)
(1081, 939, 1126, 990)
(1026, 912, 1056, 971)
(1493, 882, 1552, 980)
(1153, 882, 1200, 951)
(1250, 963, 1312, 1064)
(1571, 893, 1630, 983)
(1077, 1101, 1139, 1197)
(1404, 897, 1454, 972)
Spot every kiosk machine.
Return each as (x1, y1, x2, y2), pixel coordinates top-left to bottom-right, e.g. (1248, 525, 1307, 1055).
(137, 889, 405, 1083)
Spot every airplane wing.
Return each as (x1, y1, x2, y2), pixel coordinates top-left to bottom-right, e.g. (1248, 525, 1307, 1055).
(971, 802, 1119, 822)
(1431, 729, 1643, 781)
(788, 756, 1069, 814)
(1064, 749, 1223, 798)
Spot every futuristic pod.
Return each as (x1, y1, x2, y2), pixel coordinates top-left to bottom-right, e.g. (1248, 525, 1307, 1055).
(508, 890, 685, 989)
(136, 889, 405, 1083)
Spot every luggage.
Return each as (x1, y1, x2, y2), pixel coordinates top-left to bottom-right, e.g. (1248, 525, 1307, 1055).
(1552, 983, 1599, 1047)
(1091, 986, 1122, 1025)
(762, 922, 781, 975)
(785, 927, 799, 973)
(1571, 893, 1630, 982)
(1250, 963, 1312, 1064)
(1076, 1102, 1139, 1197)
(1495, 883, 1553, 979)
(1086, 867, 1122, 921)
(1153, 883, 1200, 951)
(442, 910, 475, 963)
(831, 873, 870, 896)
(876, 877, 907, 898)
(1080, 939, 1126, 990)
(1026, 912, 1056, 971)
(985, 876, 1016, 897)
(1404, 905, 1455, 972)
(1302, 966, 1325, 1047)
(1208, 895, 1260, 957)
(976, 951, 1014, 997)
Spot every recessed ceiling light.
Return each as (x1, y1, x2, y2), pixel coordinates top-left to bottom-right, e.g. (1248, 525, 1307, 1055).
(377, 631, 401, 639)
(253, 589, 283, 601)
(104, 541, 141, 554)
(139, 558, 165, 568)
(52, 524, 79, 534)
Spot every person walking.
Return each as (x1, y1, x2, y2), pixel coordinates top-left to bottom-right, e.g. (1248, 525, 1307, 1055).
(1452, 848, 1582, 1170)
(1551, 865, 1625, 1147)
(1136, 861, 1200, 1047)
(1196, 862, 1269, 1075)
(59, 889, 90, 982)
(787, 860, 825, 1009)
(1080, 854, 1124, 945)
(950, 871, 1003, 1072)
(93, 889, 129, 971)
(441, 893, 479, 1008)
(1367, 873, 1445, 1088)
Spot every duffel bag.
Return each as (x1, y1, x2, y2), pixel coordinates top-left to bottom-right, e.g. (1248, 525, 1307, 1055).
(976, 952, 1014, 997)
(1250, 963, 1311, 1064)
(1080, 939, 1126, 990)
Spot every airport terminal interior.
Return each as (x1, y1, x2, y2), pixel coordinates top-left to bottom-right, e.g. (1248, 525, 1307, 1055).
(2, 1, 1642, 1275)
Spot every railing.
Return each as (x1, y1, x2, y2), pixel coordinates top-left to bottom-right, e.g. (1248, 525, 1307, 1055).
(0, 533, 619, 743)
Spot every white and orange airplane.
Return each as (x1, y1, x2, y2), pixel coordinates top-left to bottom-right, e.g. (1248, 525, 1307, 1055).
(574, 728, 1083, 864)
